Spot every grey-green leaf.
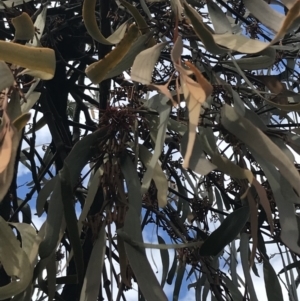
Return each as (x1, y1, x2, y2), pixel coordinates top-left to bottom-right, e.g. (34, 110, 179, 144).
(157, 235, 169, 288)
(199, 206, 249, 256)
(120, 153, 168, 301)
(263, 257, 283, 301)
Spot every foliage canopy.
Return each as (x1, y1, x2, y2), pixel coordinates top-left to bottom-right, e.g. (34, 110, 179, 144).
(0, 0, 300, 300)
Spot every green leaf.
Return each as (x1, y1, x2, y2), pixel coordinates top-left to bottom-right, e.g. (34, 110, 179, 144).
(221, 104, 300, 196)
(8, 223, 36, 262)
(104, 32, 152, 80)
(36, 176, 58, 217)
(173, 261, 186, 301)
(214, 189, 224, 223)
(207, 0, 232, 34)
(78, 168, 102, 235)
(27, 6, 47, 47)
(120, 153, 168, 301)
(142, 94, 171, 194)
(138, 144, 168, 207)
(167, 251, 177, 285)
(183, 2, 227, 55)
(60, 163, 84, 285)
(0, 0, 32, 9)
(185, 1, 300, 55)
(243, 0, 284, 32)
(172, 172, 189, 223)
(252, 151, 300, 254)
(39, 129, 106, 259)
(263, 258, 283, 301)
(157, 235, 169, 288)
(180, 131, 216, 175)
(79, 223, 106, 301)
(131, 42, 168, 84)
(278, 260, 300, 274)
(0, 217, 32, 300)
(199, 206, 249, 256)
(16, 199, 31, 224)
(222, 48, 276, 70)
(85, 24, 139, 84)
(222, 276, 243, 301)
(83, 0, 128, 45)
(0, 61, 14, 91)
(38, 178, 64, 259)
(240, 233, 258, 301)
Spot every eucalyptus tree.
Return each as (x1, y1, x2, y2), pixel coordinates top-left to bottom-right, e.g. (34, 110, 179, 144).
(0, 0, 300, 300)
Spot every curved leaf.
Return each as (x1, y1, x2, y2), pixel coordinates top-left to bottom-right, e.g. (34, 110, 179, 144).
(199, 206, 249, 256)
(83, 0, 128, 45)
(0, 41, 55, 80)
(85, 24, 140, 84)
(12, 12, 35, 40)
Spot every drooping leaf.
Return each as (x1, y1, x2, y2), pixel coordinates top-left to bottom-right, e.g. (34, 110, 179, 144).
(207, 0, 232, 34)
(36, 176, 58, 217)
(199, 206, 249, 256)
(141, 94, 171, 194)
(263, 257, 284, 301)
(183, 2, 227, 55)
(252, 151, 300, 254)
(171, 38, 213, 169)
(38, 177, 64, 260)
(77, 168, 101, 235)
(60, 163, 84, 285)
(222, 276, 243, 301)
(120, 153, 168, 301)
(79, 223, 106, 301)
(180, 131, 216, 175)
(27, 7, 47, 47)
(167, 251, 178, 285)
(157, 235, 169, 288)
(173, 261, 186, 301)
(139, 144, 168, 207)
(221, 104, 300, 196)
(184, 1, 300, 54)
(222, 48, 276, 70)
(39, 129, 106, 259)
(240, 233, 258, 301)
